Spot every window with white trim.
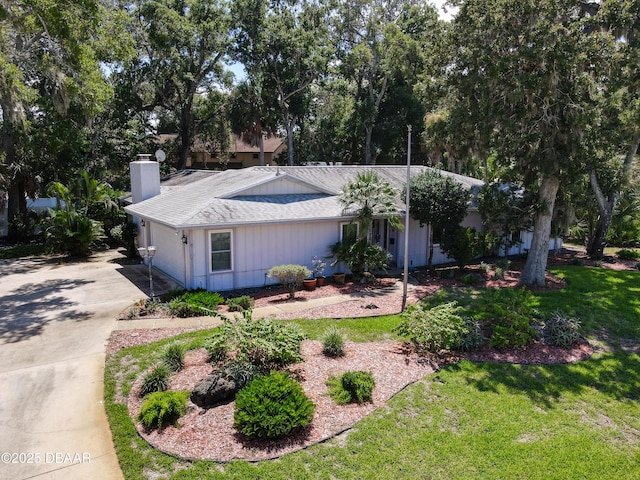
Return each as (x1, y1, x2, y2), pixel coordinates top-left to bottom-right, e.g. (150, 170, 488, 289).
(210, 231, 232, 272)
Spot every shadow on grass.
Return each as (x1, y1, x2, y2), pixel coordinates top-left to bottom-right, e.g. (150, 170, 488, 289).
(447, 352, 640, 410)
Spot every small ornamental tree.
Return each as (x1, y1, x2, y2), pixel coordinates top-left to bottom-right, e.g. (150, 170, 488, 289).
(268, 264, 311, 299)
(406, 170, 470, 270)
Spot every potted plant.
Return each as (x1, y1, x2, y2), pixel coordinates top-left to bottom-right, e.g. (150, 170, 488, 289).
(303, 277, 317, 290)
(312, 256, 326, 286)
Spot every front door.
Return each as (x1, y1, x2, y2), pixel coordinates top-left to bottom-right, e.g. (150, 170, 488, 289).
(372, 219, 397, 266)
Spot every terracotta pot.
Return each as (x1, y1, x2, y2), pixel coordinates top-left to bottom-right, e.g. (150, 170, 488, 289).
(303, 278, 317, 290)
(316, 276, 326, 286)
(333, 273, 346, 284)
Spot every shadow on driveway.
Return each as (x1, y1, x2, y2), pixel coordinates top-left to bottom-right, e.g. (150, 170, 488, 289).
(0, 278, 92, 343)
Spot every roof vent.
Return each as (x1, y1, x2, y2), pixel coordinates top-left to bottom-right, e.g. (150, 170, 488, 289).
(276, 166, 281, 176)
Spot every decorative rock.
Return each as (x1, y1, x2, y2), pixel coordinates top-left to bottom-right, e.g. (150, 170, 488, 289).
(191, 374, 237, 408)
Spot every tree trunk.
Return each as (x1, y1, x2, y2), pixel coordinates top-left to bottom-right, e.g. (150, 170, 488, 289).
(519, 175, 560, 287)
(365, 125, 373, 165)
(259, 135, 265, 166)
(286, 120, 295, 166)
(586, 131, 640, 259)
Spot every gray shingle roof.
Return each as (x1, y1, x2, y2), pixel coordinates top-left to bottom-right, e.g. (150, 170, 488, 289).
(125, 165, 483, 229)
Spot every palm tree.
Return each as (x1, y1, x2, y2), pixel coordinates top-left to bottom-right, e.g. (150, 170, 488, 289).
(339, 170, 403, 241)
(332, 171, 403, 278)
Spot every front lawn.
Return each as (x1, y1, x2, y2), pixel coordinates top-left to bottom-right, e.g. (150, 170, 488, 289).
(105, 266, 640, 479)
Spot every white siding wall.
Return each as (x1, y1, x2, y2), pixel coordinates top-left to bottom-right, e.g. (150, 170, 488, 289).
(196, 220, 342, 291)
(396, 219, 429, 269)
(149, 222, 186, 285)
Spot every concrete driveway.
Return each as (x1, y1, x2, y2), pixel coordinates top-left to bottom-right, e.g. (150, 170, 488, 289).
(0, 248, 175, 480)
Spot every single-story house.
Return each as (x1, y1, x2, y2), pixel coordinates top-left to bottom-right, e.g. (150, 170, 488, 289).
(124, 160, 559, 292)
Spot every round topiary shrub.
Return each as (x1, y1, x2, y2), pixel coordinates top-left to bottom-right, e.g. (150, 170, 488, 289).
(326, 371, 375, 404)
(233, 371, 315, 439)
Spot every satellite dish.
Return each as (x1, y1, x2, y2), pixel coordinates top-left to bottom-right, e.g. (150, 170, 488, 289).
(155, 149, 166, 163)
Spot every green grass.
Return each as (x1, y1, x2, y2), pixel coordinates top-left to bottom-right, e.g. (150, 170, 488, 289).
(105, 267, 640, 479)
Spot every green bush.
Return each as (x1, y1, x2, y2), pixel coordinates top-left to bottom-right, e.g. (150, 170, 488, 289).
(161, 343, 186, 372)
(110, 221, 138, 258)
(456, 318, 485, 351)
(616, 249, 640, 260)
(322, 326, 346, 357)
(494, 267, 505, 280)
(479, 289, 538, 349)
(140, 364, 171, 397)
(543, 311, 582, 347)
(326, 371, 375, 404)
(330, 238, 392, 280)
(393, 302, 466, 352)
(234, 372, 315, 439)
(495, 258, 512, 270)
(439, 226, 484, 270)
(267, 264, 311, 299)
(44, 208, 103, 256)
(226, 295, 255, 312)
(137, 391, 189, 431)
(204, 318, 305, 370)
(168, 289, 224, 317)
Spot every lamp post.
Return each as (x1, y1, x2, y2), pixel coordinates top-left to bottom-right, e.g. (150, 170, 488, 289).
(402, 125, 412, 312)
(137, 245, 157, 300)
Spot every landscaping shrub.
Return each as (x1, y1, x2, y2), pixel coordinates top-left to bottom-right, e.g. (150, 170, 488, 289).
(456, 318, 485, 351)
(322, 326, 346, 357)
(478, 288, 538, 349)
(326, 371, 375, 404)
(168, 289, 224, 317)
(543, 311, 582, 347)
(137, 391, 189, 431)
(439, 226, 484, 270)
(461, 273, 483, 285)
(220, 361, 261, 390)
(140, 364, 171, 397)
(161, 343, 186, 372)
(479, 261, 492, 275)
(234, 372, 315, 439)
(226, 295, 255, 312)
(494, 267, 505, 280)
(268, 264, 311, 299)
(495, 258, 512, 270)
(616, 249, 640, 260)
(110, 221, 138, 258)
(204, 318, 305, 370)
(394, 302, 466, 352)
